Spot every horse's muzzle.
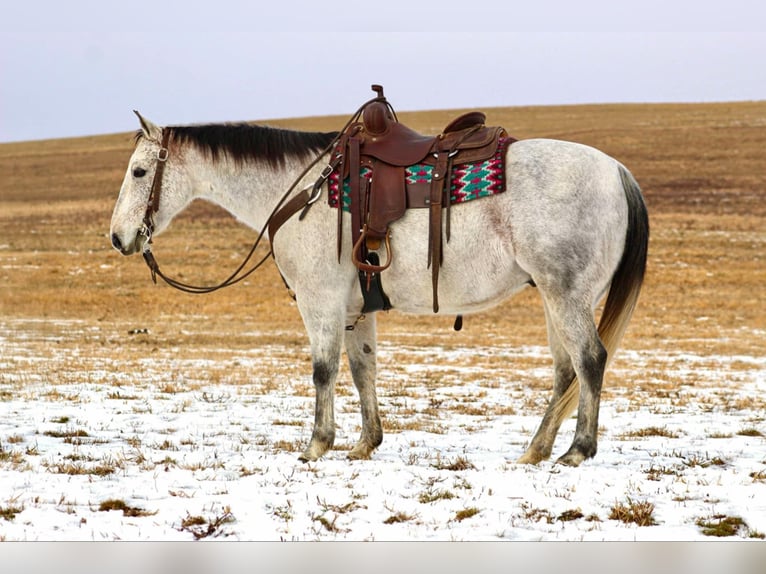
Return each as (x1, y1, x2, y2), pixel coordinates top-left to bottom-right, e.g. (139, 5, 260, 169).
(110, 233, 124, 252)
(110, 232, 142, 256)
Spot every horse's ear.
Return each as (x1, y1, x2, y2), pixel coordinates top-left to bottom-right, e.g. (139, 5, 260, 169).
(133, 110, 162, 141)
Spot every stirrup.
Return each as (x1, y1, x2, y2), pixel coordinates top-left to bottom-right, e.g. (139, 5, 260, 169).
(352, 227, 392, 273)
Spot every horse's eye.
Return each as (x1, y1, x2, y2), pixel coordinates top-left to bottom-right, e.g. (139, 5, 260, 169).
(133, 167, 147, 178)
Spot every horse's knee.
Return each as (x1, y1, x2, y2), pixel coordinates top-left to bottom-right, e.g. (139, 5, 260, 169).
(313, 360, 337, 388)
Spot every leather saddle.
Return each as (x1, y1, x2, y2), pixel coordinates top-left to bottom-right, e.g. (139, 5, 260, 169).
(332, 85, 514, 313)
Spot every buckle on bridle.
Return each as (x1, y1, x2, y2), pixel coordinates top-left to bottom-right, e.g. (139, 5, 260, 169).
(138, 221, 154, 246)
(157, 147, 169, 162)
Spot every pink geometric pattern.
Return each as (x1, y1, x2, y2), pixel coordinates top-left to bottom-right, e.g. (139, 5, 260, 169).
(328, 137, 512, 211)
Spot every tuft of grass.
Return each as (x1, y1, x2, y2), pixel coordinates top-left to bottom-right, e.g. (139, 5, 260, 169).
(383, 511, 417, 525)
(696, 515, 747, 537)
(312, 513, 349, 534)
(270, 503, 293, 523)
(43, 428, 89, 439)
(737, 428, 763, 437)
(521, 505, 554, 524)
(679, 452, 727, 468)
(181, 514, 207, 527)
(106, 391, 140, 400)
(558, 508, 585, 522)
(1, 505, 24, 521)
(608, 498, 657, 527)
(418, 489, 455, 504)
(272, 439, 302, 453)
(316, 497, 365, 515)
(431, 454, 476, 471)
(454, 507, 480, 522)
(178, 507, 235, 540)
(644, 464, 681, 481)
(0, 444, 27, 467)
(98, 498, 156, 517)
(620, 426, 679, 439)
(46, 457, 119, 476)
(158, 382, 183, 394)
(153, 439, 179, 451)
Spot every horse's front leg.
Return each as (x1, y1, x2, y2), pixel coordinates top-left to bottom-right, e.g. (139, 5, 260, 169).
(344, 313, 382, 459)
(297, 305, 345, 463)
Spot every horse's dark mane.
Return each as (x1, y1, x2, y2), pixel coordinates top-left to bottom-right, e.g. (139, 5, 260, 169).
(136, 124, 339, 168)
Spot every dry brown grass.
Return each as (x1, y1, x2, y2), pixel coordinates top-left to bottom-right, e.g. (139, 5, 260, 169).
(1, 101, 764, 403)
(609, 497, 657, 526)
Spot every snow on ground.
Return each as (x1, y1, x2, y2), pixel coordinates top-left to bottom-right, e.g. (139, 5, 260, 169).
(1, 319, 765, 542)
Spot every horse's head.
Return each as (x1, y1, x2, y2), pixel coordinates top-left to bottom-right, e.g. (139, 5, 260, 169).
(110, 112, 191, 255)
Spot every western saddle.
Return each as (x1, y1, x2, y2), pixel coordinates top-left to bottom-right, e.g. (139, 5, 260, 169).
(270, 85, 514, 315)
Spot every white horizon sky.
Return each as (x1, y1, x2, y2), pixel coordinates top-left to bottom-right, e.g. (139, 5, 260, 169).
(1, 0, 764, 143)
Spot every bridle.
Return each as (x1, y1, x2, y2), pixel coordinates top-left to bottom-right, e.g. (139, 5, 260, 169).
(137, 126, 315, 294)
(137, 129, 170, 252)
(135, 91, 389, 294)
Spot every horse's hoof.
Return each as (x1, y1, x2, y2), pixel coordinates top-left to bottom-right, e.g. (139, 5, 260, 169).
(298, 449, 322, 463)
(516, 448, 547, 465)
(347, 443, 374, 460)
(555, 451, 586, 467)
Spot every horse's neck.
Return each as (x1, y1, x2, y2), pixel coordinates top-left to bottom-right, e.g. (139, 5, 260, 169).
(188, 152, 309, 231)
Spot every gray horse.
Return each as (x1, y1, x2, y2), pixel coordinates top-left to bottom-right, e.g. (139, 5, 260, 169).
(110, 110, 648, 467)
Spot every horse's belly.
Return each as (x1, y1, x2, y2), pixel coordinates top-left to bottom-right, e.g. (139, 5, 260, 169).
(381, 200, 532, 314)
(385, 262, 532, 314)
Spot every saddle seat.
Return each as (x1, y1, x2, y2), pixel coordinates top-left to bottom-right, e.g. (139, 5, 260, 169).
(359, 102, 495, 167)
(359, 102, 437, 166)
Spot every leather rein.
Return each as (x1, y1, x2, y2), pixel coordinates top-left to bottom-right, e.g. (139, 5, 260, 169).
(137, 95, 388, 294)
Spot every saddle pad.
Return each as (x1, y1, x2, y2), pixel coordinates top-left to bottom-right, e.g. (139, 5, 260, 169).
(328, 137, 513, 211)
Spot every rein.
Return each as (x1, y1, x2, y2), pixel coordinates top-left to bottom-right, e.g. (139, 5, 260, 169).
(138, 92, 391, 294)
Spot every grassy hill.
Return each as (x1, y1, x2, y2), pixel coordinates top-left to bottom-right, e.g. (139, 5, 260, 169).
(1, 101, 764, 360)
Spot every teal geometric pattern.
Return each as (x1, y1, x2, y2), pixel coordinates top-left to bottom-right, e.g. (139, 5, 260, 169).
(328, 137, 512, 211)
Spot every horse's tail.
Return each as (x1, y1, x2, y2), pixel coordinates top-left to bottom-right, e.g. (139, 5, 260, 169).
(598, 165, 649, 362)
(552, 164, 649, 424)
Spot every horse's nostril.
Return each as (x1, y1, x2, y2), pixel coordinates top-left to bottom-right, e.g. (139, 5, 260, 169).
(111, 233, 123, 252)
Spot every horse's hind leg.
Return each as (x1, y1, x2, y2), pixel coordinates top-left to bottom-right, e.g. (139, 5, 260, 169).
(344, 314, 383, 459)
(517, 301, 577, 464)
(520, 298, 607, 467)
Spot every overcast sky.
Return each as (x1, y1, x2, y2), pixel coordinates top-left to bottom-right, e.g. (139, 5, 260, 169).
(1, 0, 764, 143)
